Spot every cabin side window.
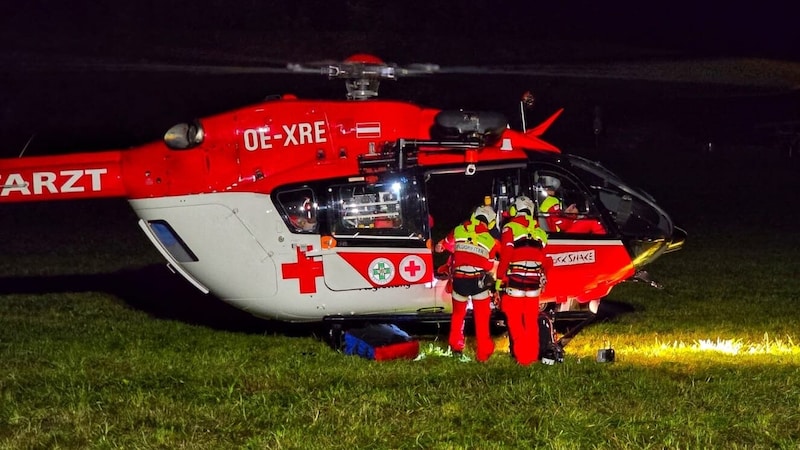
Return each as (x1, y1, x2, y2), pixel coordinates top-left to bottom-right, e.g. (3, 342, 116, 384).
(276, 188, 319, 233)
(146, 220, 199, 262)
(328, 176, 427, 245)
(337, 183, 402, 230)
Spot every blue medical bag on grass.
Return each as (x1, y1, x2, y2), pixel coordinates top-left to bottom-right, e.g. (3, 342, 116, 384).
(343, 324, 419, 361)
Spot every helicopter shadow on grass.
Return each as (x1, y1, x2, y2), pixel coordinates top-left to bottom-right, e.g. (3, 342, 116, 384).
(593, 298, 638, 321)
(0, 264, 319, 338)
(0, 263, 643, 345)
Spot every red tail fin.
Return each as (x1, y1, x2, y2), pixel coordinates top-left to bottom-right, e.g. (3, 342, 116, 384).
(526, 108, 564, 137)
(0, 151, 126, 203)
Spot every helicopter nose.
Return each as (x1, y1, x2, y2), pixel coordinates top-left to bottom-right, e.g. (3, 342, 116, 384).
(664, 226, 687, 254)
(628, 224, 686, 269)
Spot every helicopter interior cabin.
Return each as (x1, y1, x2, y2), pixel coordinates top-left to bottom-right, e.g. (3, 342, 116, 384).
(273, 161, 609, 254)
(274, 174, 429, 247)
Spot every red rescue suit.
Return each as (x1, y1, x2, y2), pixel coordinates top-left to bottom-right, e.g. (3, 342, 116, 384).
(540, 196, 605, 234)
(497, 214, 552, 365)
(440, 219, 500, 362)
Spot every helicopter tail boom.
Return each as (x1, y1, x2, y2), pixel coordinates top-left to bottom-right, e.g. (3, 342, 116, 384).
(0, 151, 127, 203)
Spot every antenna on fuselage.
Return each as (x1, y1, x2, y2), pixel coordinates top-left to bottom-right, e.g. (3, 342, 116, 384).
(519, 91, 536, 132)
(18, 133, 36, 158)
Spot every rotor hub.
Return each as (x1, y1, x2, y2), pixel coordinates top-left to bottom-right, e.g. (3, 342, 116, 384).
(288, 53, 438, 100)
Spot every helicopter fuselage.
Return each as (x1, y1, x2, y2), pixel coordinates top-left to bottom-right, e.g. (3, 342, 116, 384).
(0, 95, 685, 322)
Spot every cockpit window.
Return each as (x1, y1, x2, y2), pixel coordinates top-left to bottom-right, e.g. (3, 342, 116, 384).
(596, 187, 667, 237)
(566, 154, 672, 239)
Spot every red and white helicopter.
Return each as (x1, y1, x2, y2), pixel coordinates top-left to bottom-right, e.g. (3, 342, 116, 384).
(1, 53, 688, 328)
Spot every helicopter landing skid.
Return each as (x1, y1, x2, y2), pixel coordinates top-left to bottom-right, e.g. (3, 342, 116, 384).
(553, 310, 598, 349)
(320, 309, 597, 354)
(496, 309, 598, 348)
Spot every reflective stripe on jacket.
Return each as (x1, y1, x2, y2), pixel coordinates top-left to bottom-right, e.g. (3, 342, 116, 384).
(449, 219, 499, 272)
(497, 214, 551, 284)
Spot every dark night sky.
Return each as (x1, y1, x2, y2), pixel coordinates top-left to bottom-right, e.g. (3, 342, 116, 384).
(1, 1, 798, 156)
(2, 1, 799, 61)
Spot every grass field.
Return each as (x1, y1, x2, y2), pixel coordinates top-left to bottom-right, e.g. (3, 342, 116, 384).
(2, 141, 800, 447)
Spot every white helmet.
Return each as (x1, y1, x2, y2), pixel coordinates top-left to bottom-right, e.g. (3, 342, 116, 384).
(513, 196, 535, 215)
(539, 175, 561, 191)
(472, 205, 496, 224)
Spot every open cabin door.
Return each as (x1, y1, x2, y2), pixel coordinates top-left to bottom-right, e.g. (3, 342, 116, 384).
(425, 162, 630, 305)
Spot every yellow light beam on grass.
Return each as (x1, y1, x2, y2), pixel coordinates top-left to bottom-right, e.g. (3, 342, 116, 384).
(574, 333, 800, 363)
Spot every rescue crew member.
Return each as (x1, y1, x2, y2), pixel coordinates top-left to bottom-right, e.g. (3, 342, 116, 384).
(496, 195, 552, 365)
(538, 175, 574, 232)
(436, 205, 500, 362)
(538, 175, 605, 234)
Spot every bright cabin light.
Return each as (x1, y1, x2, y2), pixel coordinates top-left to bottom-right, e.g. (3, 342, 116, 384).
(391, 182, 401, 193)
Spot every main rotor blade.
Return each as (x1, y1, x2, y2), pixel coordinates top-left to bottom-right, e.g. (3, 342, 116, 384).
(5, 52, 799, 90)
(437, 58, 800, 89)
(1, 54, 296, 75)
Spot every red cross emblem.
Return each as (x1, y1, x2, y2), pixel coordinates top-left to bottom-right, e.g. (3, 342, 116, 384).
(281, 245, 324, 294)
(399, 255, 426, 283)
(404, 259, 421, 277)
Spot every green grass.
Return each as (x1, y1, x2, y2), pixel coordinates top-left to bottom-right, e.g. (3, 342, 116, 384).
(3, 287, 800, 449)
(2, 154, 800, 448)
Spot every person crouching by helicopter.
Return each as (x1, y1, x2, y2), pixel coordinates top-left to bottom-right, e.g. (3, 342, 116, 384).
(495, 195, 552, 366)
(435, 205, 500, 362)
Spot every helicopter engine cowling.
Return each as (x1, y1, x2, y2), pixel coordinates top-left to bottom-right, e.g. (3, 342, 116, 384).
(432, 110, 508, 143)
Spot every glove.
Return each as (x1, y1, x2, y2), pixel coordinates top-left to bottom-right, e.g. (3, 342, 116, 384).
(482, 273, 495, 290)
(495, 279, 504, 292)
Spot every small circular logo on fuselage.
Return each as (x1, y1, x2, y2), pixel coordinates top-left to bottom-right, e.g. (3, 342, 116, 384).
(369, 258, 395, 285)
